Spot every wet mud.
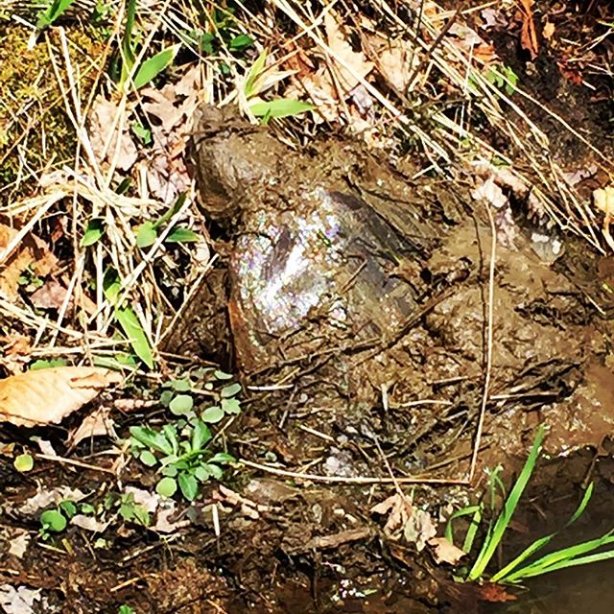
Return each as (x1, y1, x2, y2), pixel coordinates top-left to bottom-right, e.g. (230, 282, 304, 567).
(172, 105, 614, 483)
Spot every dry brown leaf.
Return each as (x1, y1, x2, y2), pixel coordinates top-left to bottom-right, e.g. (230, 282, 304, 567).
(518, 0, 539, 59)
(141, 87, 185, 133)
(2, 334, 32, 357)
(324, 11, 374, 93)
(68, 407, 116, 448)
(89, 95, 138, 172)
(371, 493, 414, 537)
(403, 508, 437, 551)
(29, 279, 69, 310)
(0, 222, 58, 301)
(428, 536, 466, 565)
(478, 583, 517, 603)
(593, 186, 614, 215)
(0, 367, 123, 427)
(285, 12, 373, 124)
(174, 64, 201, 97)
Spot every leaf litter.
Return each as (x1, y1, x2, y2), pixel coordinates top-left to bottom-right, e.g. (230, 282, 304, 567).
(0, 367, 122, 427)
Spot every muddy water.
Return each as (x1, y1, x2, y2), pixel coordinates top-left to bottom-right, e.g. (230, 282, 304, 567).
(485, 561, 614, 614)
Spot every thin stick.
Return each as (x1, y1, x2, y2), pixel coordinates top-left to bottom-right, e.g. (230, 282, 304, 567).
(468, 204, 497, 481)
(240, 459, 469, 485)
(34, 453, 116, 475)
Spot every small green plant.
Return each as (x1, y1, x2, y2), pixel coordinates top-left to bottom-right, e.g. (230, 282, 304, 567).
(115, 0, 179, 92)
(14, 453, 34, 473)
(81, 218, 105, 247)
(39, 500, 78, 539)
(35, 0, 76, 30)
(118, 606, 136, 614)
(135, 194, 200, 248)
(18, 265, 44, 290)
(129, 372, 240, 501)
(103, 268, 155, 369)
(102, 492, 151, 527)
(447, 427, 614, 584)
(29, 358, 69, 370)
(485, 64, 518, 96)
(243, 50, 314, 122)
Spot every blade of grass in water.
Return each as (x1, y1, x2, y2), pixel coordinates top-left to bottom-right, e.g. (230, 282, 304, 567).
(467, 426, 545, 581)
(504, 531, 614, 583)
(491, 482, 594, 583)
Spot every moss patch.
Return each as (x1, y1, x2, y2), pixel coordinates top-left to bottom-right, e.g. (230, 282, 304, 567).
(0, 25, 107, 200)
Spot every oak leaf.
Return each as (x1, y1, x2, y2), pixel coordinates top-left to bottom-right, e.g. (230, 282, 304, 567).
(0, 367, 123, 427)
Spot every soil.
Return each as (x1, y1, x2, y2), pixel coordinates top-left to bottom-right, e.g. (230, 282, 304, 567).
(2, 2, 614, 613)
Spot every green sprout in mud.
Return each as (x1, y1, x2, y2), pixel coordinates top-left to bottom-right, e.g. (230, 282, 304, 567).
(447, 426, 614, 584)
(129, 371, 240, 502)
(39, 500, 79, 540)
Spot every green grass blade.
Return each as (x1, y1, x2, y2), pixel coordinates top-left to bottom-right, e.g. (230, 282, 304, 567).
(444, 505, 482, 545)
(115, 306, 155, 369)
(521, 548, 614, 576)
(244, 49, 268, 99)
(504, 533, 614, 583)
(123, 0, 137, 67)
(36, 0, 76, 29)
(491, 483, 594, 583)
(467, 427, 544, 581)
(250, 99, 314, 119)
(133, 45, 180, 90)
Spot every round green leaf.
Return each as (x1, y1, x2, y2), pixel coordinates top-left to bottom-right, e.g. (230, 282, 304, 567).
(171, 379, 191, 392)
(156, 476, 177, 498)
(40, 509, 67, 533)
(221, 398, 241, 415)
(202, 406, 224, 423)
(136, 222, 157, 248)
(14, 453, 34, 472)
(221, 383, 241, 398)
(214, 370, 233, 380)
(140, 450, 158, 467)
(170, 394, 193, 416)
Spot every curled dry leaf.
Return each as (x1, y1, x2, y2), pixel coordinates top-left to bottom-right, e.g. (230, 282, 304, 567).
(0, 367, 123, 427)
(285, 11, 373, 124)
(0, 222, 58, 301)
(428, 536, 466, 565)
(518, 0, 539, 59)
(68, 406, 116, 448)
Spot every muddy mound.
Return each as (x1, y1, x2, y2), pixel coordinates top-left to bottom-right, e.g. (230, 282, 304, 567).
(173, 105, 614, 477)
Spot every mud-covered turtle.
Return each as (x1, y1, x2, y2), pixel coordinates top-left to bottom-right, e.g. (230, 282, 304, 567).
(182, 106, 453, 386)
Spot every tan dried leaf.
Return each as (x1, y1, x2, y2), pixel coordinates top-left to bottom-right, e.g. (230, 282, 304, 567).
(593, 186, 614, 215)
(0, 223, 58, 301)
(543, 21, 555, 40)
(29, 279, 68, 310)
(89, 95, 138, 172)
(68, 407, 116, 448)
(141, 87, 185, 133)
(428, 536, 466, 565)
(324, 11, 373, 93)
(403, 509, 437, 552)
(0, 367, 123, 427)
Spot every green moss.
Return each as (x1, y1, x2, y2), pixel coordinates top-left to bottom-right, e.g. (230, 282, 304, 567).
(0, 25, 106, 201)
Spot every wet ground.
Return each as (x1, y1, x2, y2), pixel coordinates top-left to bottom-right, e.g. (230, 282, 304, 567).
(2, 1, 614, 613)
